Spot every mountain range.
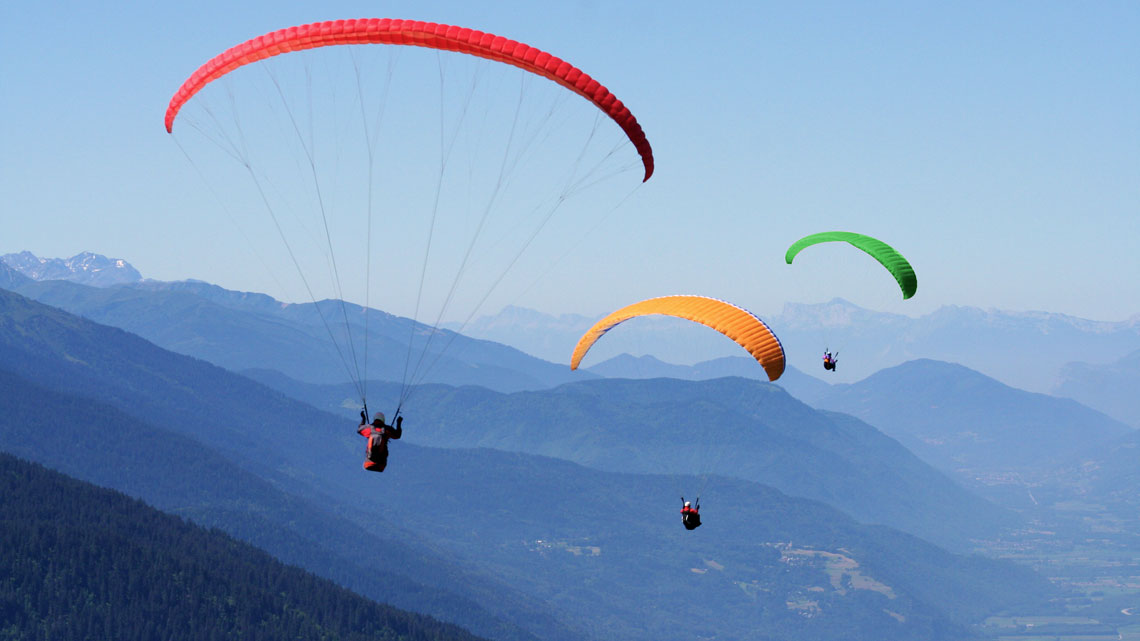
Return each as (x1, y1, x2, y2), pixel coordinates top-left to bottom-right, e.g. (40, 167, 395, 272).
(3, 264, 594, 393)
(7, 253, 1133, 542)
(2, 250, 142, 286)
(7, 252, 1138, 405)
(7, 251, 1139, 637)
(457, 299, 1140, 394)
(0, 287, 559, 641)
(813, 359, 1133, 475)
(0, 284, 1056, 641)
(584, 353, 835, 404)
(1051, 348, 1140, 429)
(807, 359, 1140, 529)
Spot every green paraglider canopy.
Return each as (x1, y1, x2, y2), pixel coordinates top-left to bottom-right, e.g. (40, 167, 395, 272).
(785, 231, 917, 299)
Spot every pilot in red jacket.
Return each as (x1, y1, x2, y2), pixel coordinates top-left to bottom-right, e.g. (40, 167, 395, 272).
(358, 411, 403, 473)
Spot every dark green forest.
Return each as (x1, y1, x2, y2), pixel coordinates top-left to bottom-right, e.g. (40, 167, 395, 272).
(0, 453, 484, 641)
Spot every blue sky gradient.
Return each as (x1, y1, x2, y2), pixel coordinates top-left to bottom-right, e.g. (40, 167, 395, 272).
(2, 1, 1137, 320)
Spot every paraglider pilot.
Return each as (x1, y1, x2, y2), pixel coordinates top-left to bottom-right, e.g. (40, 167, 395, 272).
(823, 350, 837, 372)
(358, 409, 403, 473)
(681, 498, 702, 530)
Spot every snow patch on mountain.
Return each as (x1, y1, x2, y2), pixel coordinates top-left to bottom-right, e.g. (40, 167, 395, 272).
(2, 251, 142, 287)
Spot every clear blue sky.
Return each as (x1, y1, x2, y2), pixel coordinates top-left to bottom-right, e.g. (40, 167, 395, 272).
(2, 1, 1137, 321)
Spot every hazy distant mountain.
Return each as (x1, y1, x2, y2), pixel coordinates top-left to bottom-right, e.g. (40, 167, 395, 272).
(458, 299, 1140, 392)
(2, 250, 142, 286)
(0, 453, 487, 641)
(451, 304, 750, 366)
(247, 370, 1017, 552)
(814, 359, 1134, 476)
(586, 353, 775, 380)
(1052, 348, 1140, 429)
(585, 354, 833, 404)
(0, 260, 30, 289)
(750, 299, 1140, 392)
(0, 288, 1055, 641)
(773, 363, 836, 403)
(444, 304, 597, 362)
(8, 277, 596, 393)
(586, 353, 700, 378)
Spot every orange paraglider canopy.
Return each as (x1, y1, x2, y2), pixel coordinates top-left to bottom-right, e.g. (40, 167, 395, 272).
(570, 295, 785, 381)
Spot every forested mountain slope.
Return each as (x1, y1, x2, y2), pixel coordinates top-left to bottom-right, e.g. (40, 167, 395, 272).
(0, 453, 486, 641)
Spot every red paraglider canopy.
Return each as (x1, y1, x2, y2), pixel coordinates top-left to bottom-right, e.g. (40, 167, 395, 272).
(165, 18, 654, 181)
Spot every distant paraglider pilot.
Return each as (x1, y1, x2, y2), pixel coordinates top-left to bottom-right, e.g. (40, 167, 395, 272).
(358, 410, 403, 473)
(823, 350, 837, 372)
(681, 499, 701, 530)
